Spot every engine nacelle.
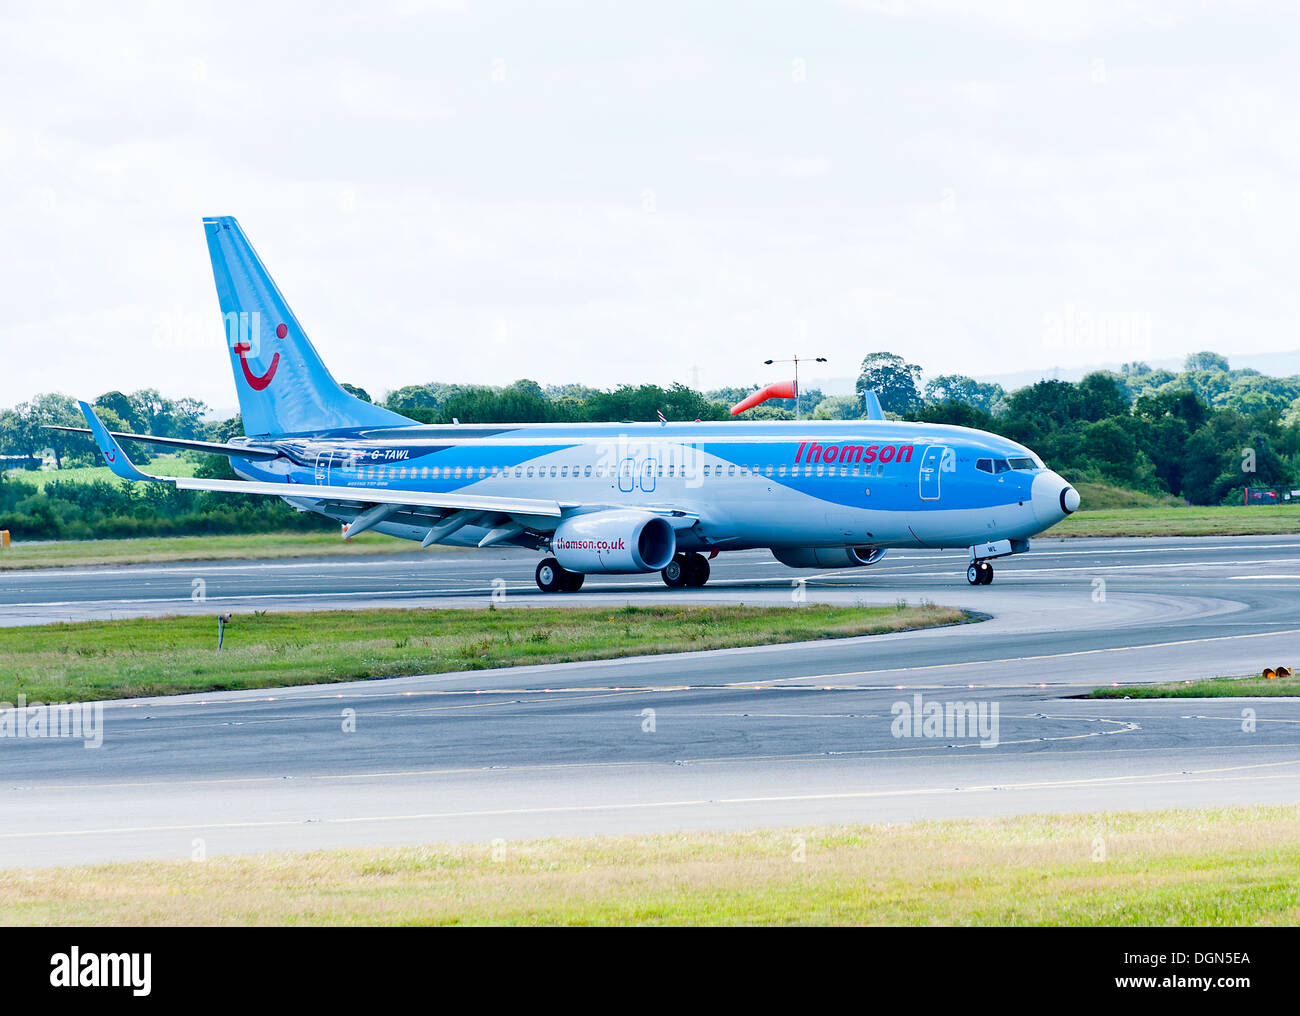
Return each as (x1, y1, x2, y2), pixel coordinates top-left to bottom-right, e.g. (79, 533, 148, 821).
(551, 510, 677, 574)
(771, 546, 887, 569)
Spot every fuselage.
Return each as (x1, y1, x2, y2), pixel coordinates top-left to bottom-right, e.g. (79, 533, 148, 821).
(226, 418, 1078, 554)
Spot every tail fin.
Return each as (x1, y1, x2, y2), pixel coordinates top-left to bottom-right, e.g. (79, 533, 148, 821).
(203, 216, 415, 436)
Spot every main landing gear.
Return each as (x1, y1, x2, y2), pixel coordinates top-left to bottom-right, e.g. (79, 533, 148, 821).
(535, 557, 585, 593)
(662, 552, 710, 589)
(967, 561, 994, 585)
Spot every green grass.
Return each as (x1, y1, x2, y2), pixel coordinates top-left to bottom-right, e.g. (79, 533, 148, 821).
(0, 529, 428, 570)
(2, 806, 1295, 925)
(1092, 670, 1300, 699)
(0, 603, 972, 702)
(1053, 502, 1300, 538)
(4, 454, 198, 490)
(1071, 481, 1187, 509)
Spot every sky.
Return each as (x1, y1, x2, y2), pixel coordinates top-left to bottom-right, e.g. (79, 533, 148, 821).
(2, 0, 1298, 411)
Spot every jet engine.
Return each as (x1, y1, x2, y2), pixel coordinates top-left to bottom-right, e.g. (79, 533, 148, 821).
(551, 510, 677, 574)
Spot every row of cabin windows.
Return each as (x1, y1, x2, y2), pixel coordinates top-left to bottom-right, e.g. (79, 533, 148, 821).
(345, 461, 891, 481)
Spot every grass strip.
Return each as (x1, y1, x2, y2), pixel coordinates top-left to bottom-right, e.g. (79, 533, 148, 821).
(1, 806, 1295, 925)
(0, 603, 971, 702)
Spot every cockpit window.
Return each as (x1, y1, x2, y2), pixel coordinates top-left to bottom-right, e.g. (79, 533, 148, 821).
(977, 457, 1015, 474)
(1007, 456, 1039, 471)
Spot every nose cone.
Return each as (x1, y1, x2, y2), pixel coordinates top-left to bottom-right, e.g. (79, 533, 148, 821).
(1031, 470, 1079, 528)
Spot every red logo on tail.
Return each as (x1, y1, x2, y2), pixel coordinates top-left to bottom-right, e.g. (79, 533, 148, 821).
(232, 320, 286, 391)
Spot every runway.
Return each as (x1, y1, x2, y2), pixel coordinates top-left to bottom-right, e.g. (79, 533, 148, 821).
(1, 535, 1299, 867)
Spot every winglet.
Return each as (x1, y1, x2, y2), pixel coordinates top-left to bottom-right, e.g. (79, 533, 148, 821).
(862, 391, 885, 421)
(78, 401, 154, 481)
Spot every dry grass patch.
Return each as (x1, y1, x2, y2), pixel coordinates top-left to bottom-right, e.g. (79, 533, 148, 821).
(1, 806, 1296, 926)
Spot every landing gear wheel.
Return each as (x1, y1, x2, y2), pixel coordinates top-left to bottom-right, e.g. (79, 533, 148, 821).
(684, 552, 710, 588)
(967, 561, 994, 585)
(559, 570, 585, 592)
(661, 556, 688, 588)
(536, 558, 563, 593)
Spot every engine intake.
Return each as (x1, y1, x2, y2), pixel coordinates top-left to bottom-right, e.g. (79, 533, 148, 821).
(551, 510, 677, 574)
(771, 546, 887, 569)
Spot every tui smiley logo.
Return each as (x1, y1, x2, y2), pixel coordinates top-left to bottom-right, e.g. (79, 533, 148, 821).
(233, 322, 287, 391)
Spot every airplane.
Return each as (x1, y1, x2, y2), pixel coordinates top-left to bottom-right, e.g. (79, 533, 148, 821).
(60, 216, 1081, 592)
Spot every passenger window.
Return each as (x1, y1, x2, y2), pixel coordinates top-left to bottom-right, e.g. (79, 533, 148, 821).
(729, 465, 737, 476)
(584, 465, 592, 477)
(778, 465, 787, 477)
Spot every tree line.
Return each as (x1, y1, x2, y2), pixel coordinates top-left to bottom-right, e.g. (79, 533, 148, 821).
(2, 350, 1298, 541)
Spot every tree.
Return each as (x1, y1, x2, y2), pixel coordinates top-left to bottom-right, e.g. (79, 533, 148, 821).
(25, 393, 84, 469)
(915, 401, 995, 431)
(923, 375, 1005, 414)
(1077, 372, 1129, 421)
(94, 391, 145, 432)
(341, 383, 373, 404)
(810, 395, 863, 420)
(1185, 351, 1229, 373)
(856, 352, 922, 416)
(1080, 418, 1157, 489)
(0, 407, 36, 460)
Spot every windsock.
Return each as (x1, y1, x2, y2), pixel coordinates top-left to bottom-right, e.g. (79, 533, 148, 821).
(731, 380, 797, 415)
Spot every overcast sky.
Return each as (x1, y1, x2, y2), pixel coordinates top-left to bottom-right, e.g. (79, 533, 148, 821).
(2, 0, 1298, 410)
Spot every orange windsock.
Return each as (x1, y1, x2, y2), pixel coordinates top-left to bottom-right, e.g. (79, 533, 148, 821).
(731, 381, 797, 415)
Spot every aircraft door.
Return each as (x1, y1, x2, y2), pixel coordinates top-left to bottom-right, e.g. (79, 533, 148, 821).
(640, 458, 657, 493)
(919, 445, 949, 501)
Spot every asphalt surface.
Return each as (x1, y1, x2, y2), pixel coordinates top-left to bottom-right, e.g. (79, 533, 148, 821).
(1, 535, 1299, 867)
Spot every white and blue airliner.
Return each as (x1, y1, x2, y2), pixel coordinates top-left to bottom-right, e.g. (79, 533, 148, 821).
(67, 217, 1080, 592)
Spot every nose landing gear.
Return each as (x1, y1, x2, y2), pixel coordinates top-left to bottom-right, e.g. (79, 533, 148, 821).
(967, 561, 994, 585)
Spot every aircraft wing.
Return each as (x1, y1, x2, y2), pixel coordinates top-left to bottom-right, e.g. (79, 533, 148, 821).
(75, 402, 564, 526)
